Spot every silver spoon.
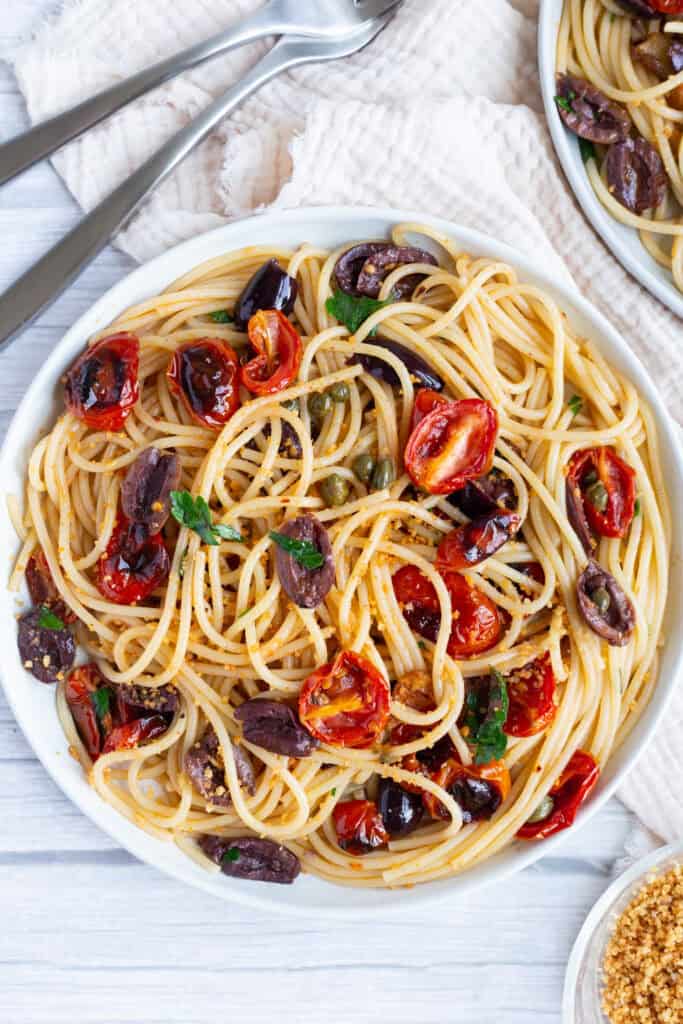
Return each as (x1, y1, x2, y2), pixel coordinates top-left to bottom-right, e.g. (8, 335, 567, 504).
(0, 0, 401, 188)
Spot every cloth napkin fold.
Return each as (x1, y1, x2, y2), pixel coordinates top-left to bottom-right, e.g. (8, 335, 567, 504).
(7, 0, 683, 840)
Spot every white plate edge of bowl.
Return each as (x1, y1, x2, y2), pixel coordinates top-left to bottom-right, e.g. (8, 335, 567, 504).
(537, 0, 683, 320)
(1, 204, 682, 919)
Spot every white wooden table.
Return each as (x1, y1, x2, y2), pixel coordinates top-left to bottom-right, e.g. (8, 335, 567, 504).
(0, 5, 638, 1021)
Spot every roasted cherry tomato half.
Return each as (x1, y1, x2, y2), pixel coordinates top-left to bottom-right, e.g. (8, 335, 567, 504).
(404, 399, 498, 495)
(504, 654, 557, 738)
(392, 565, 503, 659)
(298, 650, 391, 748)
(65, 664, 110, 760)
(64, 333, 140, 432)
(167, 338, 240, 429)
(566, 447, 636, 540)
(518, 750, 600, 840)
(436, 509, 521, 572)
(409, 388, 449, 433)
(101, 715, 168, 755)
(96, 517, 170, 606)
(511, 561, 545, 593)
(241, 310, 303, 396)
(25, 548, 76, 623)
(650, 0, 683, 12)
(332, 799, 389, 855)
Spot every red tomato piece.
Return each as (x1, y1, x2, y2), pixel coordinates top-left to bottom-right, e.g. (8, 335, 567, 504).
(298, 651, 390, 749)
(65, 664, 110, 760)
(167, 338, 240, 429)
(101, 715, 168, 755)
(409, 388, 449, 433)
(504, 653, 557, 738)
(64, 333, 140, 432)
(517, 750, 600, 840)
(436, 510, 521, 572)
(96, 517, 170, 606)
(241, 310, 303, 396)
(650, 0, 683, 12)
(566, 447, 636, 540)
(393, 566, 503, 659)
(404, 399, 498, 495)
(25, 548, 76, 624)
(511, 561, 545, 592)
(332, 799, 389, 855)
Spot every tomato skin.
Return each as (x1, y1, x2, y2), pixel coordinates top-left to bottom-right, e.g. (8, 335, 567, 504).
(298, 651, 390, 749)
(101, 715, 168, 755)
(167, 338, 240, 429)
(96, 517, 170, 606)
(504, 653, 557, 738)
(64, 333, 140, 431)
(650, 0, 683, 12)
(65, 664, 108, 760)
(517, 750, 600, 840)
(404, 399, 498, 495)
(332, 799, 389, 855)
(566, 447, 636, 540)
(392, 566, 503, 659)
(409, 388, 449, 433)
(241, 310, 303, 396)
(436, 510, 521, 571)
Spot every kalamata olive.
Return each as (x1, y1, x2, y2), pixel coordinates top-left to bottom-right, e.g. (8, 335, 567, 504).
(235, 698, 319, 757)
(334, 243, 388, 296)
(615, 0, 656, 14)
(262, 420, 303, 459)
(353, 453, 376, 484)
(320, 474, 350, 508)
(436, 509, 521, 570)
(198, 834, 300, 884)
(371, 457, 396, 491)
(415, 733, 456, 773)
(17, 609, 76, 684)
(115, 682, 179, 715)
(233, 259, 298, 332)
(121, 448, 181, 533)
(274, 514, 335, 609)
(450, 774, 503, 824)
(25, 548, 76, 623)
(350, 337, 444, 392)
(184, 725, 255, 807)
(632, 32, 673, 77)
(377, 778, 423, 836)
(576, 560, 636, 646)
(449, 470, 517, 518)
(671, 41, 683, 74)
(606, 136, 667, 213)
(355, 246, 439, 300)
(329, 382, 350, 403)
(308, 392, 333, 422)
(566, 470, 596, 556)
(555, 74, 631, 144)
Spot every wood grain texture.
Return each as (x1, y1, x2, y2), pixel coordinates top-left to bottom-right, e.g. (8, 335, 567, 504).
(0, 4, 636, 1021)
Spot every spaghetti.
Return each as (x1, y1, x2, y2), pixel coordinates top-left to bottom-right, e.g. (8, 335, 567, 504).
(10, 223, 669, 888)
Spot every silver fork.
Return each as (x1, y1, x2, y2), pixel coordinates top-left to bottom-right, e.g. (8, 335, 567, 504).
(0, 11, 400, 351)
(0, 0, 399, 188)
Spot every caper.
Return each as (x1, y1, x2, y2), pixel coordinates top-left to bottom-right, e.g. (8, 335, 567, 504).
(371, 457, 396, 491)
(308, 392, 333, 422)
(583, 470, 598, 486)
(586, 480, 608, 512)
(352, 453, 376, 484)
(591, 586, 611, 614)
(320, 473, 350, 508)
(281, 399, 299, 413)
(329, 382, 350, 403)
(526, 794, 554, 824)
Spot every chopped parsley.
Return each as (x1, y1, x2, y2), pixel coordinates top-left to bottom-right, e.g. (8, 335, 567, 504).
(467, 670, 509, 766)
(330, 788, 337, 797)
(38, 606, 64, 631)
(223, 847, 241, 863)
(555, 95, 572, 114)
(91, 688, 112, 723)
(568, 394, 583, 418)
(634, 497, 642, 517)
(170, 491, 243, 546)
(579, 138, 596, 165)
(269, 530, 324, 570)
(210, 309, 233, 324)
(325, 291, 392, 335)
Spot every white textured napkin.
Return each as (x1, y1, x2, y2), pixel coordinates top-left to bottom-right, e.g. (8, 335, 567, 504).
(7, 0, 683, 840)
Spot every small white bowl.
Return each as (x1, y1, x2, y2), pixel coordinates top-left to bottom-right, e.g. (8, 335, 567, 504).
(563, 842, 683, 1023)
(538, 0, 683, 319)
(1, 205, 683, 917)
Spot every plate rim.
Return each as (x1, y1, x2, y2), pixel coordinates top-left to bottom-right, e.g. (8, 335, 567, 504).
(1, 203, 682, 919)
(537, 0, 683, 320)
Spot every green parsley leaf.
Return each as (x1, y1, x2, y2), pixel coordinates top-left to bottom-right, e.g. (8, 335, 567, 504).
(470, 669, 509, 766)
(555, 95, 572, 114)
(210, 309, 233, 324)
(223, 848, 241, 863)
(170, 491, 243, 547)
(634, 497, 642, 517)
(325, 291, 392, 335)
(269, 530, 325, 570)
(91, 688, 111, 723)
(568, 394, 583, 417)
(579, 138, 596, 165)
(38, 606, 65, 631)
(417, 640, 427, 651)
(331, 788, 337, 797)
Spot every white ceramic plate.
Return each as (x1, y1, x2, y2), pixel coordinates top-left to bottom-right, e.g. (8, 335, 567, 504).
(2, 206, 682, 919)
(538, 0, 683, 320)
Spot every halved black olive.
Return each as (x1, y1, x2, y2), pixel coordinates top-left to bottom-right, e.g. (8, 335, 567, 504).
(334, 244, 388, 296)
(377, 778, 423, 837)
(350, 337, 444, 391)
(555, 74, 631, 145)
(17, 609, 76, 684)
(274, 514, 335, 610)
(184, 726, 255, 807)
(235, 699, 319, 757)
(566, 473, 596, 556)
(121, 448, 181, 532)
(199, 834, 300, 884)
(234, 259, 298, 331)
(355, 246, 438, 300)
(615, 0, 656, 15)
(448, 470, 516, 519)
(606, 137, 667, 214)
(576, 560, 635, 646)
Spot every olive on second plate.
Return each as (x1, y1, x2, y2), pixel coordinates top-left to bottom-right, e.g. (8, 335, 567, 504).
(233, 259, 298, 331)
